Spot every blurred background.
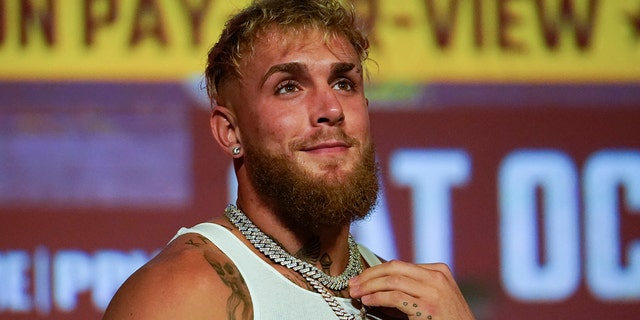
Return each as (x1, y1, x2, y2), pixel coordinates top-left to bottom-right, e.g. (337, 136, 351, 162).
(1, 0, 639, 319)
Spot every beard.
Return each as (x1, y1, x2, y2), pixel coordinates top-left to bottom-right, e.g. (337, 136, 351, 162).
(243, 132, 379, 232)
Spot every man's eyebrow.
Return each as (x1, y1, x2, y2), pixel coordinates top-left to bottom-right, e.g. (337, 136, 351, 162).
(260, 62, 307, 88)
(330, 62, 360, 78)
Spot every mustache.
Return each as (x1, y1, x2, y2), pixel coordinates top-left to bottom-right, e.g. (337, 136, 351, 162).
(289, 129, 359, 150)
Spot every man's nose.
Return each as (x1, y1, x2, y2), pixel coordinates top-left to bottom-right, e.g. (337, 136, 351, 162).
(311, 89, 345, 126)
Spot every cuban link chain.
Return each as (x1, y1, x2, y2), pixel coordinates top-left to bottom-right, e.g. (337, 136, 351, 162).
(224, 204, 365, 320)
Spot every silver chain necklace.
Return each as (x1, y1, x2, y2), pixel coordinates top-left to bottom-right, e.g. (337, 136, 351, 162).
(224, 204, 366, 320)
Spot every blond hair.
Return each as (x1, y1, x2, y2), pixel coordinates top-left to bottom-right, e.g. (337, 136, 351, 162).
(204, 0, 369, 100)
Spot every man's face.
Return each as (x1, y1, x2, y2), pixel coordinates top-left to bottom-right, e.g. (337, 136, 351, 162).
(222, 27, 378, 230)
(227, 27, 371, 181)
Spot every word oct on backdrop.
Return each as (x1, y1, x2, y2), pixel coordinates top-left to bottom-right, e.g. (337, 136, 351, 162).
(1, 0, 639, 319)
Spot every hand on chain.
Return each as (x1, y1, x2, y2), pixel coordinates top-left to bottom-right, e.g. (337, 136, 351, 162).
(349, 260, 475, 320)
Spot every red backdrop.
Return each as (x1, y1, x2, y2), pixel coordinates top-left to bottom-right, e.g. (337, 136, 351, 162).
(1, 82, 639, 319)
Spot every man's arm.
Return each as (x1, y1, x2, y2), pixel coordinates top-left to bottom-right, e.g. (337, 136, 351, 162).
(102, 233, 253, 320)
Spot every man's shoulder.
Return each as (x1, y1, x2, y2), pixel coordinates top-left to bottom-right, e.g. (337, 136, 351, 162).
(132, 230, 239, 295)
(102, 228, 241, 319)
(151, 231, 231, 280)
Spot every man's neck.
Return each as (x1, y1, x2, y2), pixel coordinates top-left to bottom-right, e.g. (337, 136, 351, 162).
(235, 196, 352, 277)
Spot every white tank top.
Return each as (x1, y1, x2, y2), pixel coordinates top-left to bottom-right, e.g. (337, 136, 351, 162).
(173, 223, 383, 319)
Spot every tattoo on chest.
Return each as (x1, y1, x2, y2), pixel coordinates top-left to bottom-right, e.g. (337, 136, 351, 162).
(295, 238, 335, 276)
(269, 236, 350, 297)
(294, 236, 322, 264)
(319, 253, 333, 274)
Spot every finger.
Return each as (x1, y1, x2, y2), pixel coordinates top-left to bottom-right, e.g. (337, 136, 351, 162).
(351, 261, 456, 297)
(418, 262, 459, 288)
(356, 260, 454, 284)
(354, 260, 420, 283)
(350, 271, 437, 301)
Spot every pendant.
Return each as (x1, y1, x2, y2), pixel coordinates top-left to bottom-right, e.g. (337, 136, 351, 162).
(360, 306, 367, 319)
(356, 299, 367, 320)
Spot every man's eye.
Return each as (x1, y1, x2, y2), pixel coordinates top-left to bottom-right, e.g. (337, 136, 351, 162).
(275, 81, 300, 94)
(332, 80, 354, 91)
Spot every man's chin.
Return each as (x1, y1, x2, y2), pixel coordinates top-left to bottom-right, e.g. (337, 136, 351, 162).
(306, 168, 354, 185)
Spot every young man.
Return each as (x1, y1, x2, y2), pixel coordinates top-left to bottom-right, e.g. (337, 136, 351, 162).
(103, 0, 475, 319)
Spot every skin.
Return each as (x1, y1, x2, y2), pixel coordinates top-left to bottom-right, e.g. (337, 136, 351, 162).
(349, 261, 476, 319)
(210, 27, 370, 280)
(102, 231, 251, 319)
(102, 27, 475, 319)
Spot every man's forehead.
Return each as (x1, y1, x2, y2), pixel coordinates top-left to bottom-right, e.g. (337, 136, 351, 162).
(248, 26, 358, 64)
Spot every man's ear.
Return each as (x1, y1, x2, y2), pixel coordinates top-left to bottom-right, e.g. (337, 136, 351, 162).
(210, 105, 243, 157)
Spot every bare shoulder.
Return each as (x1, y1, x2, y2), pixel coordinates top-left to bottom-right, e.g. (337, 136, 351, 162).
(103, 228, 253, 320)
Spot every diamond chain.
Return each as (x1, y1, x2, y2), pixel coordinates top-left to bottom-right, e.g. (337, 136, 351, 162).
(224, 204, 364, 319)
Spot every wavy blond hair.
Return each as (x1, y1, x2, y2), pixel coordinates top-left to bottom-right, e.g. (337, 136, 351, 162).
(204, 0, 369, 101)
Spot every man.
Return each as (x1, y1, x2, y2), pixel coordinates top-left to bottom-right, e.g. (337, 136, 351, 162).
(103, 0, 475, 319)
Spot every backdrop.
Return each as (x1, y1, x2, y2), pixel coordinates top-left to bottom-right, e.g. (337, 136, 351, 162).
(1, 1, 639, 319)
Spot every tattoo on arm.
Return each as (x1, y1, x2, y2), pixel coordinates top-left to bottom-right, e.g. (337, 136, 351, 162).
(184, 235, 210, 247)
(210, 261, 253, 320)
(183, 233, 253, 319)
